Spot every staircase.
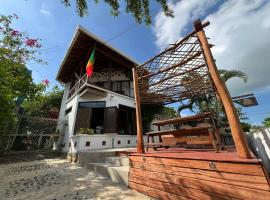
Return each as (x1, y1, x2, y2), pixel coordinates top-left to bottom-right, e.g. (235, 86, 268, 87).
(86, 155, 129, 186)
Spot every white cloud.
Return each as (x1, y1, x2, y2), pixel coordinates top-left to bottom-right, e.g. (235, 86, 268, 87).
(40, 2, 51, 16)
(40, 9, 51, 15)
(153, 0, 216, 49)
(153, 0, 270, 96)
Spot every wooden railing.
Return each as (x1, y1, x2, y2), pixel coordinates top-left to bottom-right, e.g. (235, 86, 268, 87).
(68, 74, 134, 100)
(68, 74, 88, 99)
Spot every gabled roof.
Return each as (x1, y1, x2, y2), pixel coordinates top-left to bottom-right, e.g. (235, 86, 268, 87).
(56, 26, 139, 83)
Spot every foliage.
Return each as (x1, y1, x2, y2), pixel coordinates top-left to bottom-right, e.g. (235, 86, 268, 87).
(76, 127, 95, 135)
(0, 14, 43, 134)
(177, 69, 249, 127)
(61, 0, 174, 24)
(263, 117, 270, 128)
(219, 69, 248, 83)
(241, 122, 251, 132)
(162, 106, 179, 118)
(141, 104, 163, 132)
(23, 85, 63, 118)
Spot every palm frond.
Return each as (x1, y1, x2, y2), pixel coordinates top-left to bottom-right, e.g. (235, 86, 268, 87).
(219, 69, 248, 83)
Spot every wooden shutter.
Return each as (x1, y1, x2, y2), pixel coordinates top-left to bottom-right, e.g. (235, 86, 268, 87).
(74, 107, 92, 134)
(104, 106, 118, 133)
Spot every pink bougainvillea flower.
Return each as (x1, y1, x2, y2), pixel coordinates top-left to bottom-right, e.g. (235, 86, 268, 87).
(11, 30, 19, 36)
(25, 38, 37, 47)
(42, 79, 49, 85)
(25, 38, 40, 48)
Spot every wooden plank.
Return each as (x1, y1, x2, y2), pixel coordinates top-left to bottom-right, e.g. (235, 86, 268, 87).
(152, 112, 213, 126)
(132, 68, 144, 153)
(129, 175, 238, 200)
(146, 126, 213, 136)
(129, 156, 264, 176)
(146, 143, 163, 146)
(162, 135, 211, 145)
(194, 20, 251, 159)
(187, 139, 212, 145)
(129, 168, 270, 200)
(129, 181, 190, 200)
(130, 162, 269, 190)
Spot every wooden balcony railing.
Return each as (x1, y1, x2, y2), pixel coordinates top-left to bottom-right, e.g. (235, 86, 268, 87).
(68, 74, 134, 100)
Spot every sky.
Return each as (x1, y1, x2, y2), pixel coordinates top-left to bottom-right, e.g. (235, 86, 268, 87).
(0, 0, 270, 125)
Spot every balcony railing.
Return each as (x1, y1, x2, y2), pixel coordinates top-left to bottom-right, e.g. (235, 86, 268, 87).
(68, 74, 134, 100)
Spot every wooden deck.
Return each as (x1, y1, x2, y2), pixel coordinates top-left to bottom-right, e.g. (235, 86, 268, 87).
(128, 147, 270, 200)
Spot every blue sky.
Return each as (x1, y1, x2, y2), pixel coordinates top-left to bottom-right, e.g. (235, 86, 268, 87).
(1, 0, 270, 125)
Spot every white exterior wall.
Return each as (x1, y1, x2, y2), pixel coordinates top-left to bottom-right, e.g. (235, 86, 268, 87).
(59, 85, 136, 152)
(69, 134, 158, 153)
(61, 95, 80, 152)
(78, 89, 135, 108)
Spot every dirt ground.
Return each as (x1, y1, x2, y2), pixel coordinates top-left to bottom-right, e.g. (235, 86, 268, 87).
(0, 158, 152, 200)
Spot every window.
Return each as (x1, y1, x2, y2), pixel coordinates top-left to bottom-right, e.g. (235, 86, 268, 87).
(112, 81, 131, 96)
(127, 140, 130, 144)
(102, 141, 106, 146)
(65, 107, 72, 115)
(74, 142, 77, 147)
(112, 82, 121, 92)
(117, 140, 121, 145)
(79, 101, 106, 108)
(85, 141, 90, 146)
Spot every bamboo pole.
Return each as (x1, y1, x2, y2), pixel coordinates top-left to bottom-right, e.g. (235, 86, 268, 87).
(194, 19, 251, 159)
(132, 68, 145, 154)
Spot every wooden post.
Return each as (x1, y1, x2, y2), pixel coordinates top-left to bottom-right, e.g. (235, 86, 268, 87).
(194, 19, 251, 159)
(132, 68, 145, 154)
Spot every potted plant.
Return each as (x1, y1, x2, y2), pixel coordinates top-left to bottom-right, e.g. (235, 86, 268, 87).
(76, 128, 95, 135)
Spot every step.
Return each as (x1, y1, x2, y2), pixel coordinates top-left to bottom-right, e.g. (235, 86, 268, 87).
(87, 162, 129, 186)
(105, 156, 129, 166)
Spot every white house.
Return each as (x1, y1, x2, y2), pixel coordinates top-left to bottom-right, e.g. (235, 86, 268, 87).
(56, 26, 143, 153)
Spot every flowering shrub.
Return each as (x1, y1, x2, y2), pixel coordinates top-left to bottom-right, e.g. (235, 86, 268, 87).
(0, 14, 44, 137)
(0, 14, 42, 63)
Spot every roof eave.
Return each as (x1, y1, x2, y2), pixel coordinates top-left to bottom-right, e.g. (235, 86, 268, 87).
(56, 25, 139, 83)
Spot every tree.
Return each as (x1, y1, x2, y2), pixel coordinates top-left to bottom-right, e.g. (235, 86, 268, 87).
(241, 122, 251, 132)
(219, 69, 248, 83)
(23, 84, 63, 118)
(162, 106, 180, 118)
(61, 0, 174, 24)
(263, 118, 270, 128)
(0, 14, 43, 131)
(0, 14, 43, 153)
(177, 69, 249, 126)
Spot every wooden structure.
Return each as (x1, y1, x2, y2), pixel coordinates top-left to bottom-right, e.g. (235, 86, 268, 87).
(146, 112, 222, 152)
(129, 20, 270, 199)
(129, 148, 270, 200)
(133, 19, 250, 158)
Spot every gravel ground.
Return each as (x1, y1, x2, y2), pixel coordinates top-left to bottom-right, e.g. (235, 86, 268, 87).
(0, 158, 152, 200)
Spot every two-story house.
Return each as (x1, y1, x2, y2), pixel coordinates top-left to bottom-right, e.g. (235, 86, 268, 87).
(56, 26, 140, 152)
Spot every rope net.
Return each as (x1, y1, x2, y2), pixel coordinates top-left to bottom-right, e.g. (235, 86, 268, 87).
(136, 32, 217, 104)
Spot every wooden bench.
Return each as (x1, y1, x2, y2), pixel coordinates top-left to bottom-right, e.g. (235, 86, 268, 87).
(146, 112, 223, 152)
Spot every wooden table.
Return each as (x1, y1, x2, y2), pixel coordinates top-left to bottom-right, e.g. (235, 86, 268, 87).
(147, 112, 223, 151)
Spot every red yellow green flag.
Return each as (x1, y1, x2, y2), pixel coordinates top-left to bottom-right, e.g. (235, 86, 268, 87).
(86, 47, 95, 77)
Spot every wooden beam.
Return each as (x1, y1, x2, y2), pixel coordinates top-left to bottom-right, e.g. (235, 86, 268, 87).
(194, 19, 251, 159)
(132, 68, 145, 153)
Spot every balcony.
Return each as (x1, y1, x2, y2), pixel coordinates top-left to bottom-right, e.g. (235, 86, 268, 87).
(68, 74, 134, 100)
